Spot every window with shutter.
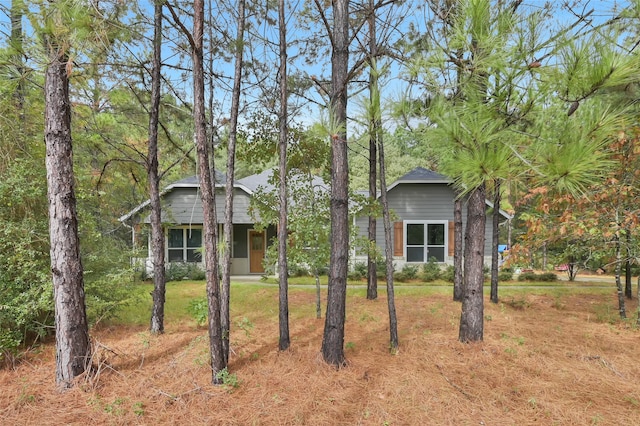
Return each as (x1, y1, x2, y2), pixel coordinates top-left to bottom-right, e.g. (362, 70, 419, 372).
(448, 221, 455, 257)
(393, 222, 403, 257)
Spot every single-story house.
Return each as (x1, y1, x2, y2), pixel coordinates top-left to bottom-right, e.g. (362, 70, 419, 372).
(120, 167, 511, 275)
(352, 167, 512, 268)
(120, 169, 278, 275)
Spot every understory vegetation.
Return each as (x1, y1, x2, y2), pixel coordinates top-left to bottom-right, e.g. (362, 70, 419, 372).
(1, 283, 638, 424)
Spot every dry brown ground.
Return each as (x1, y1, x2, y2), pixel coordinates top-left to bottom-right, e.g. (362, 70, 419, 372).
(1, 289, 639, 426)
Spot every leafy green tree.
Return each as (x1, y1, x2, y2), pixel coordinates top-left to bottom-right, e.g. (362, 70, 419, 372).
(406, 0, 637, 341)
(252, 166, 331, 317)
(0, 2, 141, 368)
(0, 162, 51, 364)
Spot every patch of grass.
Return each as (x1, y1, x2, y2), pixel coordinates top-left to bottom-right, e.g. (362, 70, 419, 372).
(235, 317, 254, 337)
(111, 281, 210, 326)
(593, 303, 617, 324)
(503, 296, 530, 310)
(15, 380, 36, 407)
(359, 312, 378, 322)
(623, 395, 639, 407)
(552, 295, 566, 310)
(215, 367, 240, 391)
(132, 401, 145, 417)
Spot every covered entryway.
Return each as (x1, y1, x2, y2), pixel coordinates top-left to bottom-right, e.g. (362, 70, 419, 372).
(249, 230, 266, 273)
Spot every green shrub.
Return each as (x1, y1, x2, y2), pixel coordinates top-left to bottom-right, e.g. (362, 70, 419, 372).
(395, 264, 419, 282)
(187, 297, 208, 326)
(517, 272, 538, 281)
(376, 258, 393, 279)
(165, 262, 205, 281)
(348, 262, 367, 280)
(401, 264, 419, 279)
(517, 271, 558, 282)
(288, 264, 310, 277)
(84, 270, 142, 326)
(442, 265, 456, 283)
(498, 270, 513, 281)
(421, 258, 442, 282)
(538, 272, 558, 282)
(393, 271, 407, 282)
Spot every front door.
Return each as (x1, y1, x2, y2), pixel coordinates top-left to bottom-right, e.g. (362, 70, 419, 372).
(249, 230, 266, 273)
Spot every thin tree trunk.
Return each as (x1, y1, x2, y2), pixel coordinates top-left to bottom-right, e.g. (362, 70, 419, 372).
(636, 276, 640, 327)
(148, 0, 166, 335)
(453, 197, 463, 301)
(220, 0, 246, 364)
(614, 225, 626, 319)
(378, 125, 398, 351)
(459, 184, 486, 343)
(45, 36, 91, 390)
(625, 231, 632, 300)
(315, 270, 322, 319)
(322, 0, 349, 368)
(366, 0, 378, 301)
(277, 0, 290, 351)
(194, 0, 225, 383)
(490, 180, 500, 304)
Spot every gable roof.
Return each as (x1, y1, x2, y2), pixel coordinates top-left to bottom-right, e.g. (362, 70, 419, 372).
(119, 170, 229, 222)
(380, 167, 512, 220)
(356, 167, 452, 198)
(236, 168, 274, 192)
(118, 168, 326, 223)
(397, 167, 450, 183)
(170, 171, 227, 187)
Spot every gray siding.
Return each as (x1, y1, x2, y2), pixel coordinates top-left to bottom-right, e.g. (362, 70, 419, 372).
(388, 183, 454, 221)
(354, 183, 496, 261)
(146, 187, 254, 224)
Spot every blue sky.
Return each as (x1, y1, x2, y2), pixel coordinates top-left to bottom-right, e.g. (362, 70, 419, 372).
(0, 0, 636, 131)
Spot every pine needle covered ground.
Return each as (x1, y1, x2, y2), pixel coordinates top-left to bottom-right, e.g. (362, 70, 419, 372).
(1, 282, 638, 425)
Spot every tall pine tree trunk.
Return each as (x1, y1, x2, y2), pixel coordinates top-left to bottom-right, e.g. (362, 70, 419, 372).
(365, 0, 378, 301)
(220, 0, 246, 364)
(625, 231, 632, 300)
(194, 0, 225, 383)
(459, 184, 486, 343)
(453, 197, 463, 301)
(277, 0, 290, 351)
(490, 180, 500, 304)
(148, 0, 166, 335)
(322, 0, 349, 368)
(44, 35, 91, 390)
(378, 126, 398, 351)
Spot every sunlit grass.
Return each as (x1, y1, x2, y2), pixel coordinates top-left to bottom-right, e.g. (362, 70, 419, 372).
(111, 276, 617, 328)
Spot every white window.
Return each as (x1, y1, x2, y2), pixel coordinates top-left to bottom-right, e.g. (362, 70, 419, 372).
(405, 221, 447, 262)
(167, 228, 202, 262)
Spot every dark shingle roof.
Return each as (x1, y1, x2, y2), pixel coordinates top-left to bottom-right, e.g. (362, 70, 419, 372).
(171, 170, 226, 186)
(396, 167, 450, 183)
(236, 168, 273, 192)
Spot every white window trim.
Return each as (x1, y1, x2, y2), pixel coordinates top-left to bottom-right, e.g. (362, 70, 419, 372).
(403, 220, 448, 263)
(166, 226, 203, 263)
